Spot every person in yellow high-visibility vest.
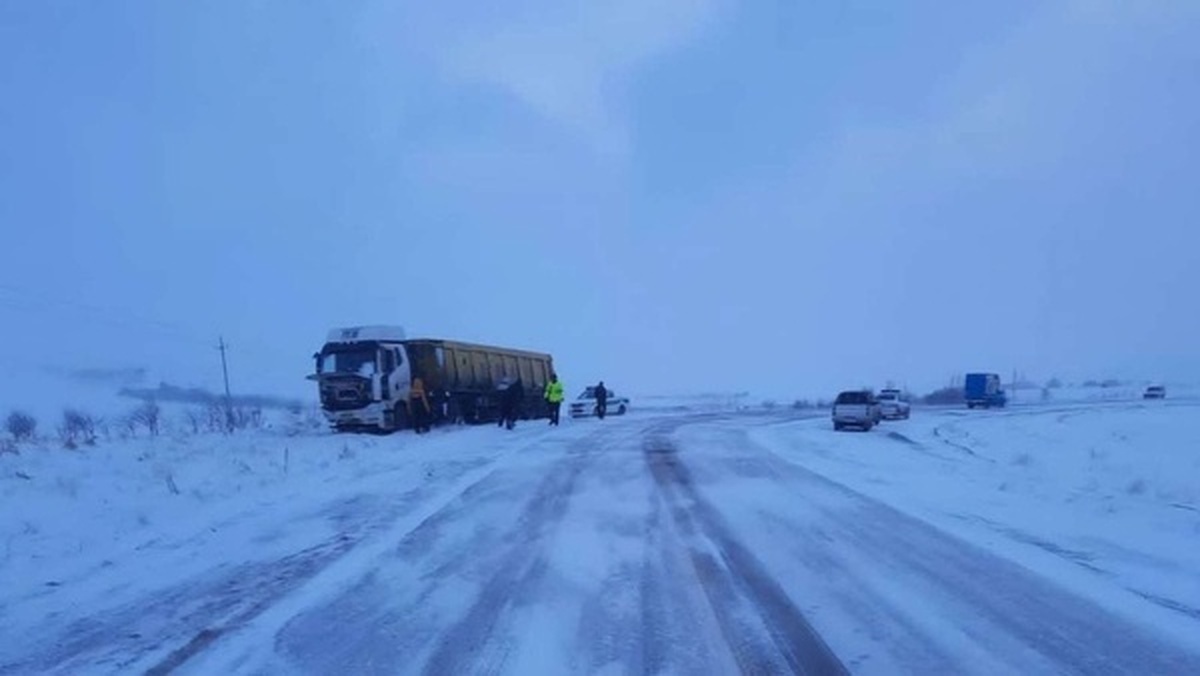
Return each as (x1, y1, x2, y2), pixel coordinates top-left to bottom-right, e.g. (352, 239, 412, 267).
(544, 373, 565, 427)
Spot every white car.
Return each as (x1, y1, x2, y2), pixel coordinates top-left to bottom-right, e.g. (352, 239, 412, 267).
(877, 389, 911, 420)
(569, 387, 630, 418)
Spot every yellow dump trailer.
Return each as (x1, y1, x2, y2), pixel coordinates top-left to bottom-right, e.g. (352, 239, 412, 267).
(405, 339, 555, 424)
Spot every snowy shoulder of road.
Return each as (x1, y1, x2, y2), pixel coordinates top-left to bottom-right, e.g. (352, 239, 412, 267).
(0, 418, 596, 674)
(748, 400, 1200, 645)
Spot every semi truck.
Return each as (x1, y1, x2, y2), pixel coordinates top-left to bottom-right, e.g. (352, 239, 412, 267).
(308, 326, 556, 432)
(965, 373, 1007, 409)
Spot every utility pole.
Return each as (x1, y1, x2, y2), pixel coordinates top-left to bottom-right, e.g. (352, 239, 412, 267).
(218, 337, 233, 432)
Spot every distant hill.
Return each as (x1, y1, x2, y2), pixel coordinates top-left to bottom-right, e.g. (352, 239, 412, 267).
(118, 382, 305, 411)
(43, 366, 148, 386)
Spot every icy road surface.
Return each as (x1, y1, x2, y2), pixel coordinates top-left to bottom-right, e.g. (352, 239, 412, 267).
(2, 407, 1199, 675)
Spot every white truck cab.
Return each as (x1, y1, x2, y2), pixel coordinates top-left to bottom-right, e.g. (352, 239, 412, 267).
(310, 326, 412, 431)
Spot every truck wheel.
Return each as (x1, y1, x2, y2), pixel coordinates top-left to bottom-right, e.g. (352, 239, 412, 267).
(617, 405, 627, 415)
(833, 422, 843, 431)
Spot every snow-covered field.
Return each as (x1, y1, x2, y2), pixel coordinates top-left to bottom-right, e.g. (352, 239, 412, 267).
(1, 400, 1198, 674)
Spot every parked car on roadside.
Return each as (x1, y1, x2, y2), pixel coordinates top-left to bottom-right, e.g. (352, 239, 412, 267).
(569, 387, 631, 418)
(832, 390, 880, 431)
(1143, 385, 1166, 400)
(877, 389, 911, 420)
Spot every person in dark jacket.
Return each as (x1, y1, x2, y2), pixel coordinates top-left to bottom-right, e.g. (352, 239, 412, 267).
(409, 377, 432, 434)
(503, 377, 525, 430)
(595, 380, 608, 420)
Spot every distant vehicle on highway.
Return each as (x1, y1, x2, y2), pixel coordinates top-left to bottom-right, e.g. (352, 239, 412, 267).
(832, 390, 880, 431)
(569, 387, 630, 418)
(965, 373, 1007, 409)
(877, 389, 911, 420)
(1143, 385, 1166, 400)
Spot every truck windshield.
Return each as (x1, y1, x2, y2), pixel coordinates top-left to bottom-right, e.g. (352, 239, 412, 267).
(320, 349, 376, 376)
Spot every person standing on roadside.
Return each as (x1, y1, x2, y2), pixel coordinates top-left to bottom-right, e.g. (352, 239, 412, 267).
(595, 380, 608, 420)
(504, 377, 525, 430)
(544, 373, 564, 426)
(409, 377, 432, 434)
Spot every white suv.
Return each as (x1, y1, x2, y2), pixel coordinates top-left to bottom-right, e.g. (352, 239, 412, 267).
(832, 390, 881, 431)
(877, 389, 911, 420)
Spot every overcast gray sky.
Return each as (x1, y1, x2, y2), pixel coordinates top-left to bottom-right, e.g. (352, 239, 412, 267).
(2, 1, 1198, 402)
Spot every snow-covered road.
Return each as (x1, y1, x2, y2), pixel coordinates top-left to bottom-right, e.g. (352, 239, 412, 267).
(2, 407, 1199, 674)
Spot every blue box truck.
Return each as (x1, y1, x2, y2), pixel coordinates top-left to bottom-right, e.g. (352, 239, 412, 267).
(965, 373, 1007, 409)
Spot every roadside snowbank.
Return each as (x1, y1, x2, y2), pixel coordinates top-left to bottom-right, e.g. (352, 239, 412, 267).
(0, 421, 573, 664)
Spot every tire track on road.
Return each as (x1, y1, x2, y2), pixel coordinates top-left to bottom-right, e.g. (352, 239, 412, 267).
(418, 421, 669, 674)
(174, 432, 579, 675)
(263, 422, 649, 675)
(141, 455, 513, 676)
(420, 443, 599, 674)
(643, 425, 849, 675)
